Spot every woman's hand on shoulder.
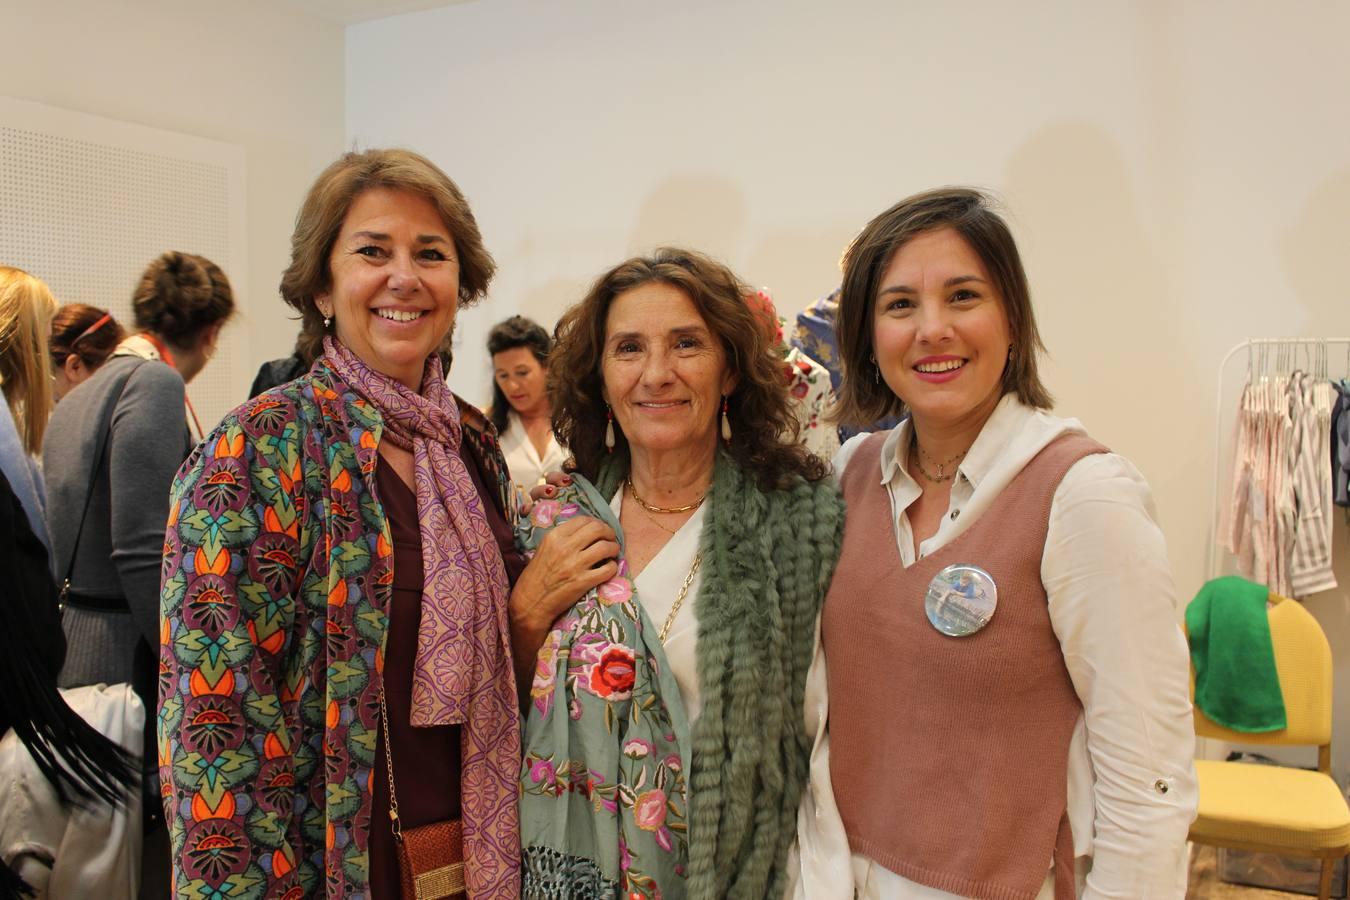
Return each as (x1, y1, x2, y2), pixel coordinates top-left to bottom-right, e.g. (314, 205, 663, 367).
(517, 471, 574, 516)
(510, 513, 619, 634)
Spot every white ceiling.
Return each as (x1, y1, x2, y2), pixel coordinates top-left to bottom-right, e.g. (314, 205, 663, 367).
(277, 0, 470, 26)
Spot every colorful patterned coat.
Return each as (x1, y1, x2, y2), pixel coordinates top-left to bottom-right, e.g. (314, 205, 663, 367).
(157, 361, 513, 898)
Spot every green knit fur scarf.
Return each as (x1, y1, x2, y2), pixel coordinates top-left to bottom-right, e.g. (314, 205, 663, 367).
(596, 451, 845, 899)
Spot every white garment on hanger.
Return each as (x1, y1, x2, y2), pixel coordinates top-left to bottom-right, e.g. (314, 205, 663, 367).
(1290, 373, 1338, 595)
(1225, 370, 1337, 598)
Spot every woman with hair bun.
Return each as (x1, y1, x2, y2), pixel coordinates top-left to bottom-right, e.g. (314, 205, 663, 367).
(49, 303, 125, 402)
(41, 251, 234, 888)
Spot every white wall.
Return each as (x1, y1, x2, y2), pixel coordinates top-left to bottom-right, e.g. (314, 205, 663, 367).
(349, 0, 1350, 770)
(2, 0, 347, 402)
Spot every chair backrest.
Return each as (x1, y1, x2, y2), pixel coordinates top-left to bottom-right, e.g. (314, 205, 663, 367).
(1192, 595, 1334, 748)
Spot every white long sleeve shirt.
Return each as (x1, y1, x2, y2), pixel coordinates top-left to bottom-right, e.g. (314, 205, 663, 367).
(499, 409, 568, 498)
(791, 395, 1197, 900)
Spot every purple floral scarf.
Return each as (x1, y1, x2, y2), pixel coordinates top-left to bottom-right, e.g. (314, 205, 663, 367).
(322, 337, 521, 897)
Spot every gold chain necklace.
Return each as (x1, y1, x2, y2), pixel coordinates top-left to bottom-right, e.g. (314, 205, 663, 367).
(912, 442, 967, 484)
(627, 478, 707, 514)
(659, 551, 703, 643)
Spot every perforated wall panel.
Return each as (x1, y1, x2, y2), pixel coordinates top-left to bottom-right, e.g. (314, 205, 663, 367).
(0, 97, 247, 433)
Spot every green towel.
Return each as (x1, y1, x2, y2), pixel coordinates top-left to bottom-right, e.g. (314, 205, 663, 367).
(1186, 575, 1287, 733)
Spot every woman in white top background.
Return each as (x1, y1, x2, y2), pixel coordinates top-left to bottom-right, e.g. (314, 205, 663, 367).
(791, 187, 1197, 899)
(488, 314, 567, 491)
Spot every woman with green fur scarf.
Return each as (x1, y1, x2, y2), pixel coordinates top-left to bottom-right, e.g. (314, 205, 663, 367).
(508, 248, 844, 899)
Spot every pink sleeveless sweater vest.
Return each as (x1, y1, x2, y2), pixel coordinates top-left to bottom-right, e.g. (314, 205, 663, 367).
(822, 431, 1107, 900)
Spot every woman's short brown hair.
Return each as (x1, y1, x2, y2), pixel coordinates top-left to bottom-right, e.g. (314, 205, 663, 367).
(551, 248, 827, 489)
(280, 148, 496, 363)
(833, 187, 1051, 427)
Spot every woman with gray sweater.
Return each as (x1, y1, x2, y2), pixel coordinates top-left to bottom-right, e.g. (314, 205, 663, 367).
(42, 252, 234, 830)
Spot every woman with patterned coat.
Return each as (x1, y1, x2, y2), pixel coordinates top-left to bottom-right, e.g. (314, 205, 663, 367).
(158, 150, 581, 898)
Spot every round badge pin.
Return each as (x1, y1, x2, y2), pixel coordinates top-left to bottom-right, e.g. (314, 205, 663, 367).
(924, 564, 998, 637)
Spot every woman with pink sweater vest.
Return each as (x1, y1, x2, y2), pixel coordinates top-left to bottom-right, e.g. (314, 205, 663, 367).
(789, 188, 1197, 900)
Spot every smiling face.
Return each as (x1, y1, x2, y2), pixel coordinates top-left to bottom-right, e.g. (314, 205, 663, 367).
(316, 187, 460, 390)
(601, 282, 735, 458)
(492, 346, 549, 417)
(873, 226, 1012, 430)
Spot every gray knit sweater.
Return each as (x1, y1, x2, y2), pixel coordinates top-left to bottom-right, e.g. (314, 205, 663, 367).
(43, 355, 192, 689)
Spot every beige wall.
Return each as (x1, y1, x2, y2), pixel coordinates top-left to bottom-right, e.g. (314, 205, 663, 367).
(2, 0, 346, 371)
(349, 0, 1350, 769)
(5, 0, 1347, 775)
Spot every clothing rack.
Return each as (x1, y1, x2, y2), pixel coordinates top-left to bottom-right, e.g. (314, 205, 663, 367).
(1207, 337, 1350, 580)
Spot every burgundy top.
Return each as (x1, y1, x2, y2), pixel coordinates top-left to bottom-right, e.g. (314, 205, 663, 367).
(366, 429, 525, 897)
(368, 456, 462, 897)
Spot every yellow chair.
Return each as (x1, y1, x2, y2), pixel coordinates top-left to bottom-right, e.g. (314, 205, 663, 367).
(1189, 594, 1350, 900)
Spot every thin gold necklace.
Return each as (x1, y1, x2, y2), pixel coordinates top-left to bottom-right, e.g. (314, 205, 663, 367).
(627, 478, 707, 514)
(638, 504, 678, 535)
(659, 552, 703, 643)
(912, 442, 967, 484)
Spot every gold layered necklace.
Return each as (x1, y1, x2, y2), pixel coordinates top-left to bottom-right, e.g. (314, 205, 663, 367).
(626, 478, 707, 514)
(623, 478, 707, 641)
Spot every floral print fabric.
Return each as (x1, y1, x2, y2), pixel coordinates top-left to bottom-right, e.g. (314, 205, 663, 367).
(784, 348, 840, 461)
(517, 475, 693, 900)
(789, 289, 903, 442)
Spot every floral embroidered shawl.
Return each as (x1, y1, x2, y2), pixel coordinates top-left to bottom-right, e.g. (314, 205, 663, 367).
(517, 474, 693, 899)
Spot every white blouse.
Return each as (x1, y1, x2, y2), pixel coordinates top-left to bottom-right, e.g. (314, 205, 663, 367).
(608, 488, 706, 721)
(790, 395, 1198, 900)
(499, 409, 567, 498)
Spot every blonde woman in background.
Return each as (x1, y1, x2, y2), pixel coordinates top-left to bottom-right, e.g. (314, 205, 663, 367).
(0, 265, 140, 897)
(0, 265, 58, 552)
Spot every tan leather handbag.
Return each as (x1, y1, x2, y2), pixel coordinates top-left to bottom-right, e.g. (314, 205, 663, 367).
(380, 689, 465, 899)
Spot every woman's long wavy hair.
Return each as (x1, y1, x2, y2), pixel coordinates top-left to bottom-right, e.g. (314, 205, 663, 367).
(0, 266, 58, 454)
(551, 248, 827, 490)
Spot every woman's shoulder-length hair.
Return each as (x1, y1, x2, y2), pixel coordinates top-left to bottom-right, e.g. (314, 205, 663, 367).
(280, 148, 496, 365)
(832, 186, 1052, 427)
